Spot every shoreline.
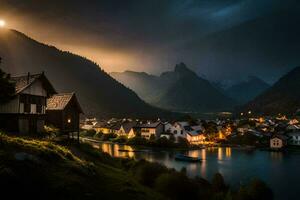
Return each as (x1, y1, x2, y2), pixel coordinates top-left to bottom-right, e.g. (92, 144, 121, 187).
(80, 136, 277, 151)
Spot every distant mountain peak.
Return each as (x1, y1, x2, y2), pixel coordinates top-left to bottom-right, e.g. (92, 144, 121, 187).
(173, 62, 197, 77)
(174, 62, 190, 72)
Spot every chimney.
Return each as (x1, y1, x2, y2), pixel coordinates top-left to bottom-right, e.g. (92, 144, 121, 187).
(27, 72, 30, 84)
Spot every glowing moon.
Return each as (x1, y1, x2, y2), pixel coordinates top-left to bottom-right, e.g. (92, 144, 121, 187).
(0, 20, 6, 27)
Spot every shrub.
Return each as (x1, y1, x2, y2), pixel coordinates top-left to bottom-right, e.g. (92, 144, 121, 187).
(80, 129, 96, 137)
(112, 136, 128, 143)
(126, 136, 148, 146)
(100, 133, 117, 141)
(212, 173, 228, 193)
(149, 134, 156, 141)
(155, 172, 199, 200)
(43, 125, 60, 138)
(155, 136, 173, 147)
(246, 178, 273, 200)
(177, 137, 189, 148)
(93, 131, 103, 139)
(133, 161, 168, 187)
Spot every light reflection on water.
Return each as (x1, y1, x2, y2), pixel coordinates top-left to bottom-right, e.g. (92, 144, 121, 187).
(92, 142, 300, 200)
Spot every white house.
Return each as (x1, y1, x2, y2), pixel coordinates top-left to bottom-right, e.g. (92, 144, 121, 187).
(166, 122, 205, 144)
(163, 122, 172, 133)
(166, 121, 189, 140)
(288, 132, 300, 146)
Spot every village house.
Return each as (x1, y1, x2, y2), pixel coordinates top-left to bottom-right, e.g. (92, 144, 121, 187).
(288, 132, 300, 146)
(46, 93, 83, 140)
(117, 121, 139, 138)
(81, 118, 98, 130)
(140, 122, 164, 139)
(166, 121, 205, 144)
(186, 130, 206, 144)
(286, 124, 300, 131)
(93, 121, 111, 134)
(270, 135, 288, 150)
(167, 121, 188, 140)
(0, 72, 56, 133)
(163, 122, 172, 132)
(237, 124, 251, 134)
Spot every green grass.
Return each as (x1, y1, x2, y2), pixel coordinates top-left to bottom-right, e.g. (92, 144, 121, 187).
(0, 133, 163, 200)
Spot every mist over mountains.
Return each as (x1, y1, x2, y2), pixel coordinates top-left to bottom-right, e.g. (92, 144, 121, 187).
(112, 63, 235, 112)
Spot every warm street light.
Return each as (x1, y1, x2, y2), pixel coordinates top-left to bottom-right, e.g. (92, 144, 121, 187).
(0, 20, 6, 27)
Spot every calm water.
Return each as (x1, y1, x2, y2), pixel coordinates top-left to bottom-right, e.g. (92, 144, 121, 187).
(90, 142, 300, 200)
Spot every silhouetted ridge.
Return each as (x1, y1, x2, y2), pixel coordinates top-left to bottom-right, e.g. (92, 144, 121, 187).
(0, 29, 176, 118)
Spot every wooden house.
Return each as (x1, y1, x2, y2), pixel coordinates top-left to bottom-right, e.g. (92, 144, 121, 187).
(46, 93, 83, 139)
(139, 122, 164, 139)
(270, 135, 288, 149)
(0, 72, 56, 133)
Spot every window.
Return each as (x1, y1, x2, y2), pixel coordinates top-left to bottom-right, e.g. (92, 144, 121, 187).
(181, 130, 183, 135)
(173, 130, 177, 134)
(19, 103, 24, 113)
(30, 104, 36, 113)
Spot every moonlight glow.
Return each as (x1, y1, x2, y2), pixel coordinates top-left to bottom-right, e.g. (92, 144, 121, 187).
(0, 20, 5, 27)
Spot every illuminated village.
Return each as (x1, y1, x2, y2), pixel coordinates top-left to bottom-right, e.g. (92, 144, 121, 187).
(80, 113, 300, 150)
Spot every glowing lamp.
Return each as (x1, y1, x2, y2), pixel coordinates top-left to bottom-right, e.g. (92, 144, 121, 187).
(0, 20, 6, 27)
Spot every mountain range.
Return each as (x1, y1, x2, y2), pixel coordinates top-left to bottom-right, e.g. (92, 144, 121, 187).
(112, 63, 235, 112)
(225, 76, 270, 105)
(0, 29, 175, 118)
(242, 66, 300, 115)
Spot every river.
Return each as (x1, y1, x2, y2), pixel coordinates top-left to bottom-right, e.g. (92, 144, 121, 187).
(89, 141, 300, 200)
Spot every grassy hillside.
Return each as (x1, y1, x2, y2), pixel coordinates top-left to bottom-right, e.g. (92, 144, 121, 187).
(0, 133, 273, 200)
(0, 133, 163, 200)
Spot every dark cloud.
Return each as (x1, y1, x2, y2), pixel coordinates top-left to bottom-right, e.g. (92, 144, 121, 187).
(0, 0, 299, 82)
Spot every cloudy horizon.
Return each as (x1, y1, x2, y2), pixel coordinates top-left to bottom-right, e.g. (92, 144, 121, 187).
(0, 0, 300, 83)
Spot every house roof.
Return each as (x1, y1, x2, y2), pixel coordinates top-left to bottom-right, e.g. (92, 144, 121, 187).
(47, 93, 83, 113)
(121, 121, 138, 133)
(288, 132, 300, 137)
(139, 122, 161, 128)
(11, 72, 56, 95)
(272, 134, 288, 140)
(187, 130, 203, 136)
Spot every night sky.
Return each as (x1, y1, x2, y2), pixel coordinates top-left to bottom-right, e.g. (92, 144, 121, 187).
(0, 0, 300, 83)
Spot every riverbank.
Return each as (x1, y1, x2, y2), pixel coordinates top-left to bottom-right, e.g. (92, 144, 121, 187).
(0, 133, 162, 200)
(81, 136, 261, 151)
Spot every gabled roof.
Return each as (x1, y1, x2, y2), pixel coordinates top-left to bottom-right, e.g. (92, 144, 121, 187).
(121, 121, 138, 133)
(139, 122, 162, 128)
(271, 134, 288, 140)
(288, 132, 300, 137)
(11, 72, 56, 95)
(186, 129, 205, 137)
(47, 93, 83, 113)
